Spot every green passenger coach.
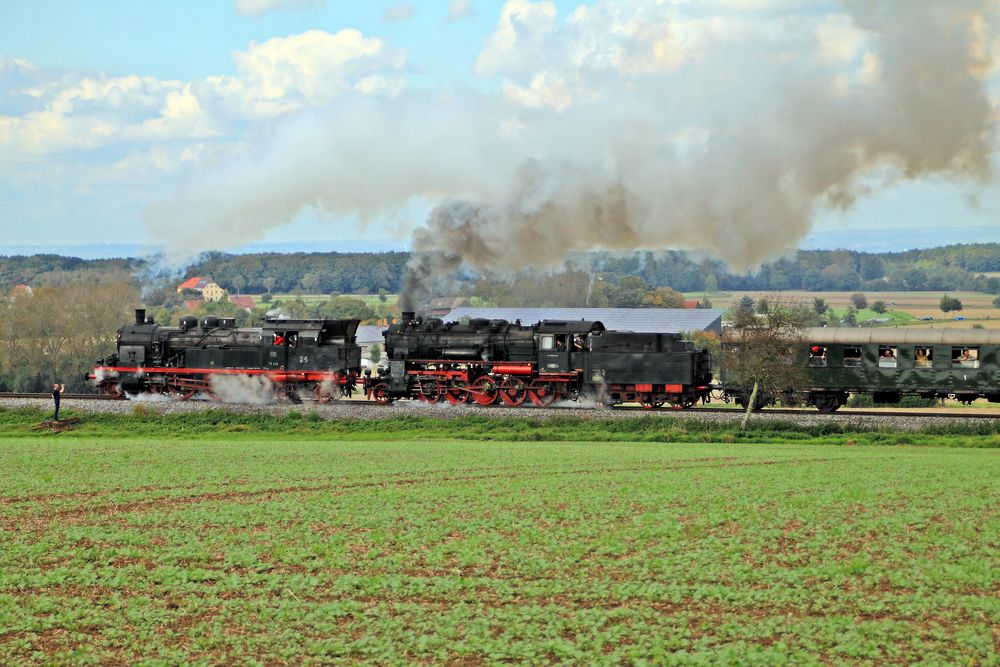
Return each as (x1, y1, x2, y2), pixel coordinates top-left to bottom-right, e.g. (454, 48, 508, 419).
(724, 327, 1000, 412)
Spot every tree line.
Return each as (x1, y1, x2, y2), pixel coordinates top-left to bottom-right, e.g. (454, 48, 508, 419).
(6, 245, 1000, 298)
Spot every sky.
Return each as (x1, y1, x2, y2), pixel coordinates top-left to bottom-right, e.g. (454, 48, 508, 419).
(1, 0, 999, 267)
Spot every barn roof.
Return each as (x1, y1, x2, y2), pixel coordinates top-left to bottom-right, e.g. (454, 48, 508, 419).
(443, 308, 724, 334)
(356, 325, 387, 343)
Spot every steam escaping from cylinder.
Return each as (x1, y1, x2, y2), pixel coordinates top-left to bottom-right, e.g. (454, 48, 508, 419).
(209, 375, 279, 404)
(145, 0, 999, 306)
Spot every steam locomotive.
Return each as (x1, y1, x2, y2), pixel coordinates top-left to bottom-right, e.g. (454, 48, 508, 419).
(364, 312, 713, 408)
(88, 309, 1000, 412)
(89, 309, 361, 401)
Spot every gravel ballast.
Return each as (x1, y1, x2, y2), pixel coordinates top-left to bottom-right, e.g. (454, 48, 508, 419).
(4, 396, 996, 431)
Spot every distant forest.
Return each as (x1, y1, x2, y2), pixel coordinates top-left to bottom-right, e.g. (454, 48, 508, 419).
(3, 244, 1000, 296)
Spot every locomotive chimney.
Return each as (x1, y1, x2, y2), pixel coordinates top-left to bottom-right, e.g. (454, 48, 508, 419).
(135, 308, 146, 325)
(402, 311, 415, 324)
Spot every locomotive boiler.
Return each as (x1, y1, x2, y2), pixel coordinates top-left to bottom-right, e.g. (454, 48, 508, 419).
(365, 312, 713, 408)
(91, 309, 362, 401)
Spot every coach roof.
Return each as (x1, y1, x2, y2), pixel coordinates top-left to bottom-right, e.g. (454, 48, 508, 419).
(803, 327, 1000, 345)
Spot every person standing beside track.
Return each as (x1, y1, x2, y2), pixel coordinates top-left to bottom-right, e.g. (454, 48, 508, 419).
(51, 382, 65, 421)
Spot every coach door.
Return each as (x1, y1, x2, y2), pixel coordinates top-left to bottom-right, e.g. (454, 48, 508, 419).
(539, 334, 570, 373)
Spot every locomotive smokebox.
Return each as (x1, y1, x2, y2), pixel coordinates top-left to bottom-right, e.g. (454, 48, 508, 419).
(134, 309, 146, 326)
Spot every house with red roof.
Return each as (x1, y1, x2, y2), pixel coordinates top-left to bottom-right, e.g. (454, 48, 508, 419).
(176, 276, 225, 301)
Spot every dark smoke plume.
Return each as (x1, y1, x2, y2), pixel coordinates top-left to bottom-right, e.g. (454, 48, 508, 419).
(144, 1, 999, 307)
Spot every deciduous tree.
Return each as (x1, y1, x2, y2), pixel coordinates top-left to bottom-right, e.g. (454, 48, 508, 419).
(939, 295, 963, 313)
(724, 299, 810, 429)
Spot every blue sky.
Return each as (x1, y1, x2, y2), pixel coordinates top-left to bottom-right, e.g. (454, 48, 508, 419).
(0, 1, 501, 82)
(1, 0, 998, 267)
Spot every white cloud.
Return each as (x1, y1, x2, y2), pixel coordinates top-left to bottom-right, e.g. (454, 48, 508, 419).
(0, 29, 405, 158)
(222, 29, 406, 113)
(474, 0, 557, 77)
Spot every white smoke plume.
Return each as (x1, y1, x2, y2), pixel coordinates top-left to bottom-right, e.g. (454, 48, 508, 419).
(209, 374, 279, 404)
(126, 391, 173, 403)
(145, 0, 1000, 297)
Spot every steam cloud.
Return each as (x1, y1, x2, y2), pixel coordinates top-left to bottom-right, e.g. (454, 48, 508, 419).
(145, 1, 999, 302)
(209, 374, 279, 404)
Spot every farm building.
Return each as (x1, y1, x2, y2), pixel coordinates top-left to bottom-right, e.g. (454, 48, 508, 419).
(176, 277, 226, 302)
(228, 295, 256, 311)
(356, 325, 387, 365)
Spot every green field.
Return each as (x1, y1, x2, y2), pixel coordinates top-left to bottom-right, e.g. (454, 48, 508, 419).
(1, 426, 997, 664)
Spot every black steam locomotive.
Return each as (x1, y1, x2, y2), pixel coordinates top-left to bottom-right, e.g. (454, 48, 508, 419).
(90, 309, 361, 400)
(363, 312, 713, 408)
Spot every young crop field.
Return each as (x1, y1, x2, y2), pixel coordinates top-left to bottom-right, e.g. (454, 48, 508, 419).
(0, 436, 997, 664)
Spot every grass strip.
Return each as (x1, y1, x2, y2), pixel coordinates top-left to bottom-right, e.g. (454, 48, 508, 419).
(2, 406, 999, 447)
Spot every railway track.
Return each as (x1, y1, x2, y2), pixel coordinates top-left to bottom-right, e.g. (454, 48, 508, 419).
(2, 392, 1000, 419)
(0, 392, 119, 401)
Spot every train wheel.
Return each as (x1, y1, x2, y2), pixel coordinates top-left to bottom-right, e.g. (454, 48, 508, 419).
(499, 378, 527, 406)
(640, 401, 665, 410)
(169, 387, 197, 401)
(472, 376, 499, 406)
(445, 388, 468, 405)
(814, 395, 842, 413)
(418, 384, 442, 403)
(528, 382, 558, 407)
(372, 382, 393, 405)
(669, 399, 694, 410)
(105, 384, 124, 399)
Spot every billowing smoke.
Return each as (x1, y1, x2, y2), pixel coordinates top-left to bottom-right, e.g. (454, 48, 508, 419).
(145, 0, 999, 304)
(209, 375, 278, 404)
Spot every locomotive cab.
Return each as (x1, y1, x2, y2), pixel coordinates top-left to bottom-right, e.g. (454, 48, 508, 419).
(537, 321, 604, 374)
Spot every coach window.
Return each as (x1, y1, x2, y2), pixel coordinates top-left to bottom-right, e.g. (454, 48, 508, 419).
(952, 347, 979, 368)
(808, 345, 827, 367)
(843, 346, 862, 367)
(540, 335, 555, 351)
(914, 347, 933, 368)
(878, 346, 897, 368)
